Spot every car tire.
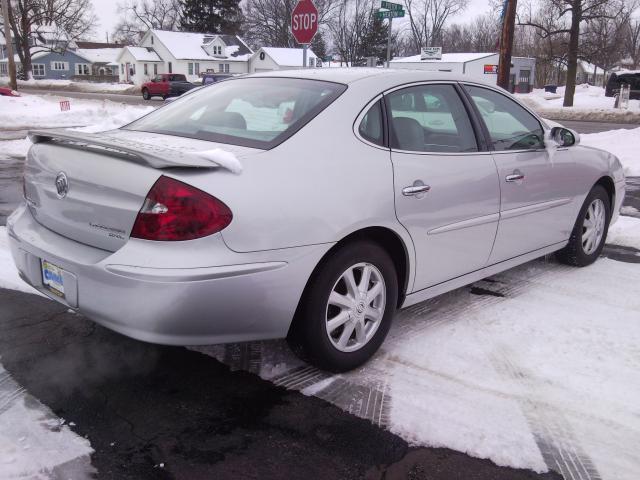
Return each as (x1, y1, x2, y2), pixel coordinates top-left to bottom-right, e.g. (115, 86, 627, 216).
(142, 88, 150, 100)
(557, 184, 611, 267)
(162, 95, 168, 100)
(287, 241, 398, 372)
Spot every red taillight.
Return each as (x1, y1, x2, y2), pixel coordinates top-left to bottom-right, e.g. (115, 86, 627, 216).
(131, 176, 232, 241)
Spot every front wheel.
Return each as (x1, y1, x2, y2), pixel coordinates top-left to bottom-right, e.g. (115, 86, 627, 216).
(142, 88, 150, 100)
(287, 241, 398, 372)
(557, 184, 611, 267)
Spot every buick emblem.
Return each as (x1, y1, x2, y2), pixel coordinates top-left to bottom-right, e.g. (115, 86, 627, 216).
(55, 172, 69, 198)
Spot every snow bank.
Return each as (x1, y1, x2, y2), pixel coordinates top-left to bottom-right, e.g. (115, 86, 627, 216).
(0, 77, 138, 94)
(0, 227, 39, 294)
(608, 215, 640, 249)
(0, 364, 94, 478)
(580, 127, 640, 176)
(0, 94, 153, 130)
(517, 84, 640, 122)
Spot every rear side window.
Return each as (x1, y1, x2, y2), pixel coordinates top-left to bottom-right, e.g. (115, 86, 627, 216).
(125, 78, 346, 149)
(386, 84, 477, 153)
(358, 100, 384, 146)
(464, 85, 544, 151)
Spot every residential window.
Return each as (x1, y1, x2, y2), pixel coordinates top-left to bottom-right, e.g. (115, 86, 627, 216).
(168, 62, 172, 73)
(51, 61, 68, 71)
(144, 63, 148, 75)
(0, 63, 7, 75)
(188, 62, 193, 75)
(151, 36, 154, 45)
(33, 64, 45, 76)
(224, 63, 229, 73)
(219, 63, 223, 72)
(75, 63, 89, 75)
(154, 63, 158, 75)
(121, 63, 124, 74)
(195, 63, 200, 75)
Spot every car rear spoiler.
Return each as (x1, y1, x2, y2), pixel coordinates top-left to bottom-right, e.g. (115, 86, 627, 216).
(28, 129, 222, 170)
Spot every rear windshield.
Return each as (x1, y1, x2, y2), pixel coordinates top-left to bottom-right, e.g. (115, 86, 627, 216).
(125, 77, 347, 149)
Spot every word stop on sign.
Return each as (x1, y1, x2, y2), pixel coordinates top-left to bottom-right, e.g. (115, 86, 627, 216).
(292, 12, 317, 31)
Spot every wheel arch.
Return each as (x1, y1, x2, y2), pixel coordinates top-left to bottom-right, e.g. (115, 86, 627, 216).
(594, 175, 615, 209)
(297, 226, 412, 314)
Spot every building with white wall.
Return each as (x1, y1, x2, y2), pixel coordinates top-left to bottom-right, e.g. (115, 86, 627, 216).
(249, 47, 319, 73)
(390, 52, 536, 93)
(117, 29, 253, 84)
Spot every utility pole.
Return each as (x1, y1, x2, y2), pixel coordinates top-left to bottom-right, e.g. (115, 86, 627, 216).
(497, 0, 517, 91)
(386, 17, 393, 68)
(1, 0, 18, 90)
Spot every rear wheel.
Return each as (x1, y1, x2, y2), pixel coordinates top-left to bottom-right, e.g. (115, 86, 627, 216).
(142, 88, 150, 100)
(557, 184, 610, 267)
(287, 241, 398, 372)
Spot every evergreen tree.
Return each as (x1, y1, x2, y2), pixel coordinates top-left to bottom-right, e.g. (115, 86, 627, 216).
(360, 16, 389, 65)
(311, 32, 327, 60)
(180, 0, 244, 34)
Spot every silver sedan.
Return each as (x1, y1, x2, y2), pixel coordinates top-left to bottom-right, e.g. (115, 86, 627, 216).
(8, 69, 625, 371)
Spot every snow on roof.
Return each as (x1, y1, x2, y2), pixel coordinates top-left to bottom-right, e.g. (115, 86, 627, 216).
(123, 46, 162, 62)
(391, 52, 496, 64)
(259, 47, 317, 66)
(75, 48, 122, 65)
(150, 30, 252, 61)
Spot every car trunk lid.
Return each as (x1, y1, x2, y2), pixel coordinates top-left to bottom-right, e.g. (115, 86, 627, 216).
(24, 129, 255, 252)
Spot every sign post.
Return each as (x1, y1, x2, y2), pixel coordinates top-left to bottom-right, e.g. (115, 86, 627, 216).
(291, 0, 319, 68)
(376, 1, 405, 67)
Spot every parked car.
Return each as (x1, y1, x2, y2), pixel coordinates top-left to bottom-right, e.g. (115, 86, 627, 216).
(0, 87, 20, 97)
(141, 74, 196, 100)
(200, 73, 233, 85)
(605, 71, 640, 99)
(9, 70, 625, 372)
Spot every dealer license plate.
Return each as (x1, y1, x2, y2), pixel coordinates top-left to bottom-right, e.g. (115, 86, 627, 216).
(41, 260, 65, 297)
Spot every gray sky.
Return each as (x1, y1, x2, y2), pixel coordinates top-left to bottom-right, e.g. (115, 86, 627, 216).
(88, 0, 493, 42)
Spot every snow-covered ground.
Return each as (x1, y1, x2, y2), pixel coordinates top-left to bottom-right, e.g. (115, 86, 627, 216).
(517, 84, 640, 122)
(0, 93, 153, 131)
(0, 78, 138, 94)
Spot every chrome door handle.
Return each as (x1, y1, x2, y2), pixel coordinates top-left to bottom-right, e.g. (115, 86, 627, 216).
(402, 184, 431, 196)
(506, 173, 525, 182)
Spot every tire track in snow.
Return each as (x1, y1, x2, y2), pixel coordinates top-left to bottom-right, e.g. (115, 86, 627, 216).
(491, 348, 602, 480)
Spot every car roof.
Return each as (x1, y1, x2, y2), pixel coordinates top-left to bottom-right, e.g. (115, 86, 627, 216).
(248, 68, 492, 87)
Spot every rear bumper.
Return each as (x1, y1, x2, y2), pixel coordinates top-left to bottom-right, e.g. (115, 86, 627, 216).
(7, 204, 330, 345)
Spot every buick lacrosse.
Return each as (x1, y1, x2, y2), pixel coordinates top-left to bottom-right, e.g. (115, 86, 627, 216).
(8, 69, 625, 371)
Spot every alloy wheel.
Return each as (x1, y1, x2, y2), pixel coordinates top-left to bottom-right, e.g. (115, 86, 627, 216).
(582, 198, 606, 255)
(325, 262, 386, 353)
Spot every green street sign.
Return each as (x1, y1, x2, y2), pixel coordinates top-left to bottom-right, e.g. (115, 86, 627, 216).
(381, 1, 403, 10)
(376, 9, 405, 19)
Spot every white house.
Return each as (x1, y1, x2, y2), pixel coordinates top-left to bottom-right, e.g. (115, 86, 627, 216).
(117, 46, 163, 84)
(249, 47, 319, 73)
(390, 52, 536, 93)
(117, 29, 254, 84)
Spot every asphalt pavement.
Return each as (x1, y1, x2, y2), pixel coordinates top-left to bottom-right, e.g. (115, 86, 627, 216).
(0, 288, 562, 480)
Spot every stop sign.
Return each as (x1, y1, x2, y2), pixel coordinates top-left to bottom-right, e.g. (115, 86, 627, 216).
(291, 0, 319, 44)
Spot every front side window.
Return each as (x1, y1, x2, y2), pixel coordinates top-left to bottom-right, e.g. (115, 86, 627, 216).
(358, 100, 384, 146)
(386, 84, 477, 153)
(125, 78, 346, 149)
(464, 85, 544, 151)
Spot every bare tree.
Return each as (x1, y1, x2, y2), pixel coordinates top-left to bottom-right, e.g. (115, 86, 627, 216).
(243, 0, 338, 48)
(112, 0, 181, 44)
(328, 0, 377, 64)
(4, 0, 96, 79)
(624, 18, 640, 69)
(520, 0, 627, 106)
(405, 0, 469, 53)
(581, 8, 632, 85)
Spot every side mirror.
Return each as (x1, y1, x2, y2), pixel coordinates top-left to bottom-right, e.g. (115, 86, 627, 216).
(550, 126, 579, 147)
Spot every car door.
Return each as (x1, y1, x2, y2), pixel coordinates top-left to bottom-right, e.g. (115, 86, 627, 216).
(386, 83, 501, 291)
(462, 84, 576, 264)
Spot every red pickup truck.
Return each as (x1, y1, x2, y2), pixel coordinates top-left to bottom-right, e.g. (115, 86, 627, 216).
(141, 74, 196, 100)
